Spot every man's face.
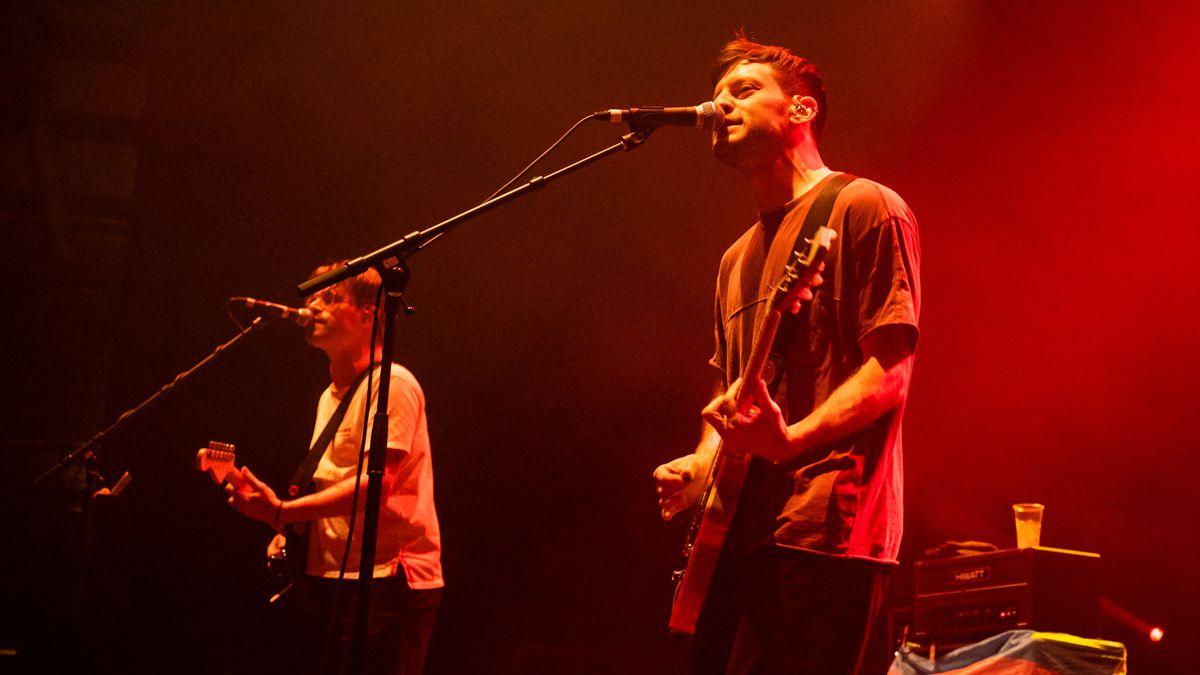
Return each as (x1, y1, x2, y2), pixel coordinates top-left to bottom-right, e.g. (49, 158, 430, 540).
(711, 61, 795, 170)
(303, 287, 373, 353)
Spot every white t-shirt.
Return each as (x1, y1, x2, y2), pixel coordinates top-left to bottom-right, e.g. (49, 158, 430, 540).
(306, 363, 443, 589)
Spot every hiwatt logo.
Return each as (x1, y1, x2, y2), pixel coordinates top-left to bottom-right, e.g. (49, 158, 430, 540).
(951, 567, 990, 583)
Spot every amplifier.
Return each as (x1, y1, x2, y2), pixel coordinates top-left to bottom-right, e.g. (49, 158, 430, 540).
(913, 546, 1100, 647)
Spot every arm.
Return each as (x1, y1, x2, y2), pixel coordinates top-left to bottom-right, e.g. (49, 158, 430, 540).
(653, 375, 725, 521)
(228, 449, 404, 529)
(791, 324, 913, 454)
(703, 324, 915, 464)
(230, 368, 424, 528)
(279, 448, 402, 525)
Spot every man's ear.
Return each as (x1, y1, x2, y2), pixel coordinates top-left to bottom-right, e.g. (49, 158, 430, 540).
(789, 95, 818, 124)
(360, 305, 377, 326)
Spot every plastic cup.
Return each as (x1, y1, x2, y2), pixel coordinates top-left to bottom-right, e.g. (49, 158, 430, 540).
(1013, 503, 1044, 549)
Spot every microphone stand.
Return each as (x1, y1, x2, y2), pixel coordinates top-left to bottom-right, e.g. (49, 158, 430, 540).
(32, 315, 274, 633)
(35, 316, 273, 485)
(299, 127, 655, 674)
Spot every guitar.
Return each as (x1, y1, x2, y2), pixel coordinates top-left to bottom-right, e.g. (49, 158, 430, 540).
(195, 440, 306, 578)
(196, 440, 242, 487)
(669, 226, 835, 634)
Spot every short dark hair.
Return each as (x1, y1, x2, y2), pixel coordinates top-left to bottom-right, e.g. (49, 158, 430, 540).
(307, 261, 382, 309)
(712, 30, 828, 141)
(306, 262, 388, 341)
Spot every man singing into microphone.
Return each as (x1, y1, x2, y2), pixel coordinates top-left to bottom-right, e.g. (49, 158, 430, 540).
(226, 262, 442, 675)
(654, 32, 920, 674)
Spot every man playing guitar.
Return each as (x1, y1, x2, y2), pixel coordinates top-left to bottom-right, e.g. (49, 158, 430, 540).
(226, 263, 442, 675)
(654, 32, 921, 675)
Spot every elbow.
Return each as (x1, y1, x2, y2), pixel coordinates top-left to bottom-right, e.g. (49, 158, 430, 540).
(860, 323, 916, 413)
(882, 355, 913, 411)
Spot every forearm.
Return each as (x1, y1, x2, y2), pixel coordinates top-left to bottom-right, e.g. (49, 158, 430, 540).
(693, 376, 726, 463)
(695, 422, 721, 457)
(787, 353, 912, 459)
(653, 383, 726, 520)
(683, 423, 721, 480)
(278, 472, 393, 526)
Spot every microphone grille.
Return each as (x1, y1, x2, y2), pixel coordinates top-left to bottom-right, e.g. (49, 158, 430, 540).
(697, 101, 725, 130)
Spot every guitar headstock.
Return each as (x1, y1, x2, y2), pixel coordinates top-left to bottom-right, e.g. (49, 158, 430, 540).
(767, 226, 836, 313)
(195, 440, 237, 484)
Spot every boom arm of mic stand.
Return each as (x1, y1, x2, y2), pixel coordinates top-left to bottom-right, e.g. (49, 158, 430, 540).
(295, 128, 653, 299)
(34, 316, 274, 484)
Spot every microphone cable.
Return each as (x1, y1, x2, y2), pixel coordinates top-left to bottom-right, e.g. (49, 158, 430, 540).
(413, 113, 595, 255)
(227, 296, 251, 330)
(483, 113, 595, 202)
(226, 297, 260, 331)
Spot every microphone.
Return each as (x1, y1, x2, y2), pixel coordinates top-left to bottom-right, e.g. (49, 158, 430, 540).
(592, 101, 725, 131)
(229, 296, 313, 327)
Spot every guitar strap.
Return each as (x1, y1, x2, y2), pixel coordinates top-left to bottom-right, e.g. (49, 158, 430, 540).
(287, 368, 372, 498)
(764, 172, 857, 397)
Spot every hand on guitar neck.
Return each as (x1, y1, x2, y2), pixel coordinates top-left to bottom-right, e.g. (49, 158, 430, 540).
(197, 441, 302, 577)
(701, 375, 793, 463)
(196, 441, 245, 490)
(196, 441, 284, 530)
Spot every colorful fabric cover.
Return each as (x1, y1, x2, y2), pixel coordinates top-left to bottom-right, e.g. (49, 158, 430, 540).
(888, 630, 1127, 675)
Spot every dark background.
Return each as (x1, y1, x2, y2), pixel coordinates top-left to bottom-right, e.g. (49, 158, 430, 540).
(4, 1, 1198, 673)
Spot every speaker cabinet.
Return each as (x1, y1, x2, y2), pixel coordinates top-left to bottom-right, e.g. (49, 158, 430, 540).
(913, 546, 1100, 648)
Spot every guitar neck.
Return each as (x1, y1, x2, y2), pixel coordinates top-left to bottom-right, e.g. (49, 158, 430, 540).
(736, 307, 783, 409)
(733, 229, 833, 409)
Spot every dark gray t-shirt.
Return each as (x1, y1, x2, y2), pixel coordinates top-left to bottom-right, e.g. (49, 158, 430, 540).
(711, 173, 920, 563)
